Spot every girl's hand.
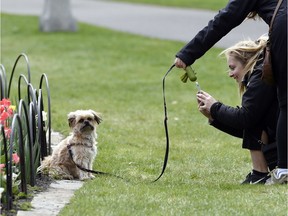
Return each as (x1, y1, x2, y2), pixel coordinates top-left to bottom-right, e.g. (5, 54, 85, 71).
(196, 91, 217, 120)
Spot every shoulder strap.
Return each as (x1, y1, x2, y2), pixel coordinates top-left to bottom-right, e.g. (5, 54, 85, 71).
(269, 0, 284, 33)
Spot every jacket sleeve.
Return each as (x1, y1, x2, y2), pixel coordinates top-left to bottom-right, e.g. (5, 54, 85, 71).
(176, 0, 259, 66)
(209, 119, 243, 138)
(210, 67, 277, 130)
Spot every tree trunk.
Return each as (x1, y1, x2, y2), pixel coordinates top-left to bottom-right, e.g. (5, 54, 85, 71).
(39, 0, 77, 32)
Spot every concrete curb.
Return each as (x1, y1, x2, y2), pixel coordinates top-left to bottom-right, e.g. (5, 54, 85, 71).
(16, 131, 80, 216)
(17, 180, 83, 216)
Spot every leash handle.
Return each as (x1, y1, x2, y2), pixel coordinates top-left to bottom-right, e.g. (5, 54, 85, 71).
(153, 64, 175, 182)
(180, 66, 197, 83)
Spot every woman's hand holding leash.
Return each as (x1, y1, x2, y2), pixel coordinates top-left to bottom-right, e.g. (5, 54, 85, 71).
(174, 58, 197, 82)
(174, 57, 186, 68)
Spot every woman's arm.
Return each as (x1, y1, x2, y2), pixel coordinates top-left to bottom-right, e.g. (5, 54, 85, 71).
(197, 91, 243, 137)
(209, 69, 277, 130)
(176, 0, 259, 67)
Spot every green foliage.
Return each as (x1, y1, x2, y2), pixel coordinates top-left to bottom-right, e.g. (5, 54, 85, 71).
(18, 201, 32, 211)
(15, 192, 27, 199)
(1, 13, 287, 216)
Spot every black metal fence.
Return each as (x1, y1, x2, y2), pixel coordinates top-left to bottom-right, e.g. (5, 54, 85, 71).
(0, 53, 51, 210)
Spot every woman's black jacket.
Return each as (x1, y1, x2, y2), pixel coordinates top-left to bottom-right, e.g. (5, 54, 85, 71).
(209, 61, 278, 149)
(176, 0, 278, 66)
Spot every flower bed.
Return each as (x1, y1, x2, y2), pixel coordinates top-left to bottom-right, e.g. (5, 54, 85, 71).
(0, 53, 51, 213)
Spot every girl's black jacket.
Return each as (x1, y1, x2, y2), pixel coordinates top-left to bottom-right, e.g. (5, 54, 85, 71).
(209, 60, 278, 150)
(176, 0, 279, 66)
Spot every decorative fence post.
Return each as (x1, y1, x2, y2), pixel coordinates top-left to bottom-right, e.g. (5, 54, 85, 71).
(0, 53, 51, 211)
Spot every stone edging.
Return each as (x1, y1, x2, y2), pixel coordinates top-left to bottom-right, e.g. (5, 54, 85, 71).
(16, 131, 83, 216)
(17, 180, 83, 216)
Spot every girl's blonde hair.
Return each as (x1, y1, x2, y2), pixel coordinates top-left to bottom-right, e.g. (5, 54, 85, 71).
(220, 35, 268, 95)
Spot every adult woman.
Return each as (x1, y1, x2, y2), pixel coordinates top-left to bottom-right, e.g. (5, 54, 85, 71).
(197, 37, 278, 184)
(175, 0, 287, 184)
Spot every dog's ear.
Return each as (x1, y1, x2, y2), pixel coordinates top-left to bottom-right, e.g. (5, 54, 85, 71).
(89, 110, 102, 125)
(67, 112, 76, 128)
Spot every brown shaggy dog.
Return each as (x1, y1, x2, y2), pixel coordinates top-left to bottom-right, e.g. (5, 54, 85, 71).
(38, 110, 102, 180)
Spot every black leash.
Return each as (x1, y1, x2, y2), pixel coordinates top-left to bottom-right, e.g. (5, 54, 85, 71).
(152, 64, 175, 182)
(67, 144, 124, 180)
(66, 64, 175, 183)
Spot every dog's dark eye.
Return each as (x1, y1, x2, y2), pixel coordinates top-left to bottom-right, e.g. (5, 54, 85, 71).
(87, 117, 92, 121)
(78, 119, 84, 123)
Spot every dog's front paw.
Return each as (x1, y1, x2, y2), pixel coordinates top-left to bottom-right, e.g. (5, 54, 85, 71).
(79, 176, 90, 181)
(79, 171, 90, 181)
(89, 174, 95, 179)
(79, 173, 95, 180)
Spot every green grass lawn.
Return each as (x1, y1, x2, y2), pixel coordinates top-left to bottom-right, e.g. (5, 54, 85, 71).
(1, 14, 287, 216)
(108, 0, 227, 10)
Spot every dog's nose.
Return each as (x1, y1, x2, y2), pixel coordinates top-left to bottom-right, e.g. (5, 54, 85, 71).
(84, 120, 90, 125)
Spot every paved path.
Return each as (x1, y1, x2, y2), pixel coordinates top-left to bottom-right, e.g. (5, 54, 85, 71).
(15, 131, 83, 216)
(1, 0, 268, 48)
(17, 180, 83, 216)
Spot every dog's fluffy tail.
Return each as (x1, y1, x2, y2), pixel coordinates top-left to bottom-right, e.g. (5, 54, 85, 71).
(37, 155, 74, 180)
(37, 155, 53, 175)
